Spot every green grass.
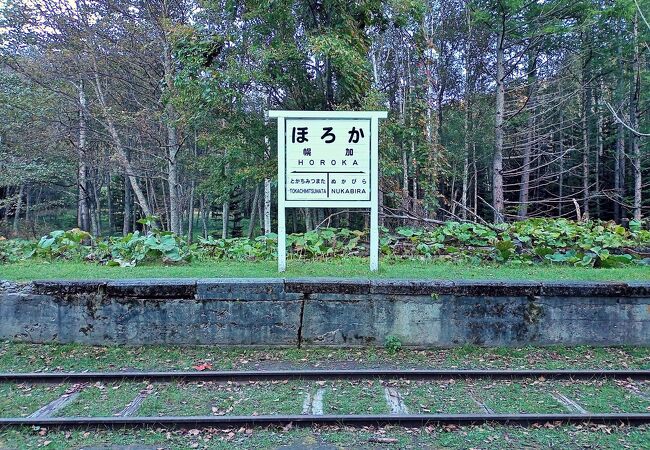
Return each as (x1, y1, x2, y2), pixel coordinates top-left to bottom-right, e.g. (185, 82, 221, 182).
(2, 258, 649, 281)
(442, 345, 650, 369)
(400, 379, 480, 414)
(1, 342, 649, 373)
(54, 382, 148, 417)
(469, 379, 568, 414)
(0, 383, 68, 418)
(324, 380, 388, 414)
(137, 381, 304, 416)
(557, 380, 650, 413)
(137, 382, 219, 416)
(1, 424, 650, 449)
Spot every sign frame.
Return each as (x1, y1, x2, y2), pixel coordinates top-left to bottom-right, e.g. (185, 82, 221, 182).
(268, 110, 387, 272)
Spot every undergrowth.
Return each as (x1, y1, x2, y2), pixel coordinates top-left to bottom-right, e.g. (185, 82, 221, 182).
(1, 218, 648, 268)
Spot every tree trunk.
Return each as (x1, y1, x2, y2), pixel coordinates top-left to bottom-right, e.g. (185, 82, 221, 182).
(12, 184, 23, 236)
(90, 177, 101, 236)
(161, 179, 169, 230)
(420, 12, 438, 216)
(518, 55, 537, 220)
(402, 149, 409, 204)
(247, 184, 260, 239)
(371, 45, 380, 88)
(106, 171, 114, 234)
(123, 175, 132, 235)
(594, 81, 603, 218)
(493, 14, 506, 223)
(462, 5, 472, 220)
(163, 40, 181, 234)
(400, 79, 409, 218)
(200, 195, 208, 239)
(77, 80, 91, 232)
(187, 180, 195, 242)
(472, 142, 478, 216)
(24, 186, 31, 224)
(614, 40, 626, 222)
(558, 107, 565, 217)
(631, 13, 642, 221)
(581, 53, 591, 220)
(462, 92, 470, 220)
(92, 69, 153, 219)
(222, 201, 229, 239)
(2, 187, 13, 230)
(3, 187, 13, 229)
(412, 142, 418, 201)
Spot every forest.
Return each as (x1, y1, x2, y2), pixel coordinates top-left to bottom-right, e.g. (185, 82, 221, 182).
(0, 0, 647, 241)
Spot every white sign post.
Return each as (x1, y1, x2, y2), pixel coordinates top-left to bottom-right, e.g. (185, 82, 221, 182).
(268, 110, 387, 272)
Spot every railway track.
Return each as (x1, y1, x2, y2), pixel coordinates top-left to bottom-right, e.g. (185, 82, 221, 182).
(2, 368, 650, 382)
(1, 369, 649, 428)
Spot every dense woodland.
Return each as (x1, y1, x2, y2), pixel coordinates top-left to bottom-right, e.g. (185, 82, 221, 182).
(0, 0, 648, 239)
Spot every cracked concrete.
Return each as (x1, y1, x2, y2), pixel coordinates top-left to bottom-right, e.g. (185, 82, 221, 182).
(0, 278, 648, 346)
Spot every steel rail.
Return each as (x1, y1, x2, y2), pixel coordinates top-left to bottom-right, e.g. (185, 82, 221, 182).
(1, 413, 650, 428)
(0, 369, 649, 383)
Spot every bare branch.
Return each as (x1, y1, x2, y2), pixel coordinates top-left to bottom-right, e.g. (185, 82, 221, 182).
(604, 101, 650, 137)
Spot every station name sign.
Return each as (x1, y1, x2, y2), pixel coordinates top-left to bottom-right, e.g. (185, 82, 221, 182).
(268, 110, 387, 272)
(286, 118, 370, 203)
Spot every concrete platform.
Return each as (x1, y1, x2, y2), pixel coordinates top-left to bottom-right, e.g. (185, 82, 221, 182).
(0, 279, 648, 347)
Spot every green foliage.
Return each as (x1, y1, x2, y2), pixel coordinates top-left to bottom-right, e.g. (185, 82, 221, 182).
(1, 219, 648, 267)
(0, 238, 29, 264)
(384, 335, 403, 354)
(198, 234, 277, 260)
(97, 231, 193, 267)
(94, 217, 193, 266)
(33, 228, 92, 260)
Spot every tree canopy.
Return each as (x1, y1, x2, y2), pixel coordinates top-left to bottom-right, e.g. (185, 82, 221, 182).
(0, 0, 647, 238)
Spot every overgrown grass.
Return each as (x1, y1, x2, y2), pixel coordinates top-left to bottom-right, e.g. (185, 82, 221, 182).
(137, 381, 304, 417)
(0, 383, 68, 418)
(2, 342, 649, 373)
(2, 258, 649, 281)
(54, 382, 147, 417)
(0, 344, 649, 448)
(323, 380, 387, 414)
(469, 379, 568, 414)
(557, 379, 650, 413)
(1, 423, 649, 449)
(400, 379, 480, 414)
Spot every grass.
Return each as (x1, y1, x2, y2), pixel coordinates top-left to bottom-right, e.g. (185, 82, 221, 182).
(399, 379, 480, 414)
(2, 258, 650, 281)
(1, 342, 650, 373)
(136, 382, 217, 416)
(557, 379, 650, 413)
(469, 379, 568, 414)
(0, 383, 68, 418)
(54, 381, 148, 417)
(1, 424, 650, 449)
(324, 380, 388, 414)
(9, 378, 649, 419)
(0, 343, 649, 448)
(137, 381, 304, 416)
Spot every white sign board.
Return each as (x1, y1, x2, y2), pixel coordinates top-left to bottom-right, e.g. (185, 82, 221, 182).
(285, 118, 371, 204)
(268, 111, 387, 272)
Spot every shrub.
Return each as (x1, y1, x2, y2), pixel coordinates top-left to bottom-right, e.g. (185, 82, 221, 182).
(1, 218, 648, 267)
